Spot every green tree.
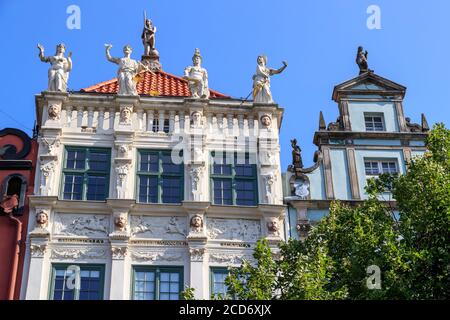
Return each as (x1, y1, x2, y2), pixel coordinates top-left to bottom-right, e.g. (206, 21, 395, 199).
(225, 124, 449, 300)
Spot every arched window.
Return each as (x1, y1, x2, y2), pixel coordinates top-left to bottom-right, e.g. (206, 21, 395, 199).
(1, 175, 27, 215)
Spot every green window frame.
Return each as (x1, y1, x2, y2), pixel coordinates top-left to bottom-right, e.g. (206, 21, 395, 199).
(49, 263, 105, 300)
(132, 266, 184, 300)
(210, 267, 231, 299)
(137, 150, 184, 204)
(210, 152, 258, 206)
(61, 147, 111, 201)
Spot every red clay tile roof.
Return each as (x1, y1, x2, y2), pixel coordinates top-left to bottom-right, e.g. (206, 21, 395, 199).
(80, 70, 230, 99)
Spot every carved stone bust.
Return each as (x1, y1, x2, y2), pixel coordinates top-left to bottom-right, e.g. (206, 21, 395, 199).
(190, 111, 203, 129)
(190, 214, 203, 233)
(267, 218, 280, 236)
(114, 213, 128, 232)
(120, 106, 133, 125)
(48, 104, 60, 120)
(36, 210, 49, 228)
(260, 114, 272, 128)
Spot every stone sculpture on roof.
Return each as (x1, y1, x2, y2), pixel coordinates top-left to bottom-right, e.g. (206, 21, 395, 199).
(37, 43, 72, 92)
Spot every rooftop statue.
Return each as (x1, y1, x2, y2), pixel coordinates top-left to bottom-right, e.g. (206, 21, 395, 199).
(142, 11, 157, 56)
(37, 43, 72, 92)
(291, 138, 304, 169)
(356, 46, 373, 74)
(252, 55, 287, 103)
(105, 44, 151, 95)
(184, 48, 209, 99)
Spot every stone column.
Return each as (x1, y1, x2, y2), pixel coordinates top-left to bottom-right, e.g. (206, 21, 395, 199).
(25, 238, 50, 300)
(109, 240, 130, 300)
(146, 110, 154, 132)
(169, 111, 175, 133)
(136, 108, 144, 131)
(158, 110, 165, 133)
(109, 106, 116, 131)
(290, 202, 311, 241)
(183, 201, 210, 299)
(107, 199, 133, 300)
(346, 148, 361, 200)
(97, 107, 105, 132)
(87, 107, 95, 129)
(322, 147, 335, 200)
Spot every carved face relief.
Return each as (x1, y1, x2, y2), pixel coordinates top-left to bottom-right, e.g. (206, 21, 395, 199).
(120, 107, 132, 124)
(260, 114, 272, 127)
(190, 215, 203, 232)
(115, 213, 128, 232)
(36, 210, 49, 228)
(267, 218, 280, 235)
(191, 111, 202, 128)
(118, 144, 130, 157)
(48, 104, 60, 120)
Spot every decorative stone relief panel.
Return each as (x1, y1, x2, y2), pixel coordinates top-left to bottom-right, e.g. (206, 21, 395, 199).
(206, 218, 261, 242)
(130, 216, 187, 240)
(130, 249, 184, 262)
(51, 247, 107, 259)
(53, 214, 109, 238)
(209, 251, 254, 265)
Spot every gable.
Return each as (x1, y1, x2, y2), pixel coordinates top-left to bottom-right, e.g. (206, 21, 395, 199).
(332, 72, 406, 101)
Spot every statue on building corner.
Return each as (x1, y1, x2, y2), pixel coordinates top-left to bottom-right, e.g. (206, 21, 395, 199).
(291, 139, 304, 169)
(105, 44, 152, 95)
(184, 49, 210, 99)
(37, 43, 72, 92)
(356, 46, 373, 74)
(252, 55, 287, 103)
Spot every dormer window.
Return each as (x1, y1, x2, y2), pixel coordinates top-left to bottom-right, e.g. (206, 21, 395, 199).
(364, 113, 385, 131)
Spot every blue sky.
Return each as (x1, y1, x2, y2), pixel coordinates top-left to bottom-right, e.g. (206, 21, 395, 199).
(0, 0, 449, 169)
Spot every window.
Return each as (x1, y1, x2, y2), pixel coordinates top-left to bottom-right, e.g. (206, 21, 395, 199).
(137, 150, 183, 204)
(364, 114, 385, 131)
(1, 175, 27, 214)
(132, 266, 183, 300)
(211, 267, 230, 299)
(211, 152, 257, 206)
(62, 148, 110, 201)
(152, 119, 170, 133)
(49, 264, 104, 300)
(364, 160, 399, 176)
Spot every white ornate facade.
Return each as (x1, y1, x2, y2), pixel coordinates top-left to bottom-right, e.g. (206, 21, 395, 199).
(22, 19, 286, 300)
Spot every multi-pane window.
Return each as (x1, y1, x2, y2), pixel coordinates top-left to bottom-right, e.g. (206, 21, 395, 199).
(211, 152, 257, 206)
(211, 268, 230, 299)
(137, 150, 183, 203)
(132, 266, 183, 300)
(50, 264, 104, 300)
(364, 160, 399, 176)
(364, 114, 385, 131)
(62, 148, 110, 201)
(152, 119, 170, 133)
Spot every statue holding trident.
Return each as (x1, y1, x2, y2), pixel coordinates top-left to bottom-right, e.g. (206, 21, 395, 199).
(37, 43, 72, 92)
(142, 10, 157, 56)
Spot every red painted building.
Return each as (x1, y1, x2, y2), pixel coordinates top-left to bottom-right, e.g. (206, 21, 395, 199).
(0, 128, 37, 300)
